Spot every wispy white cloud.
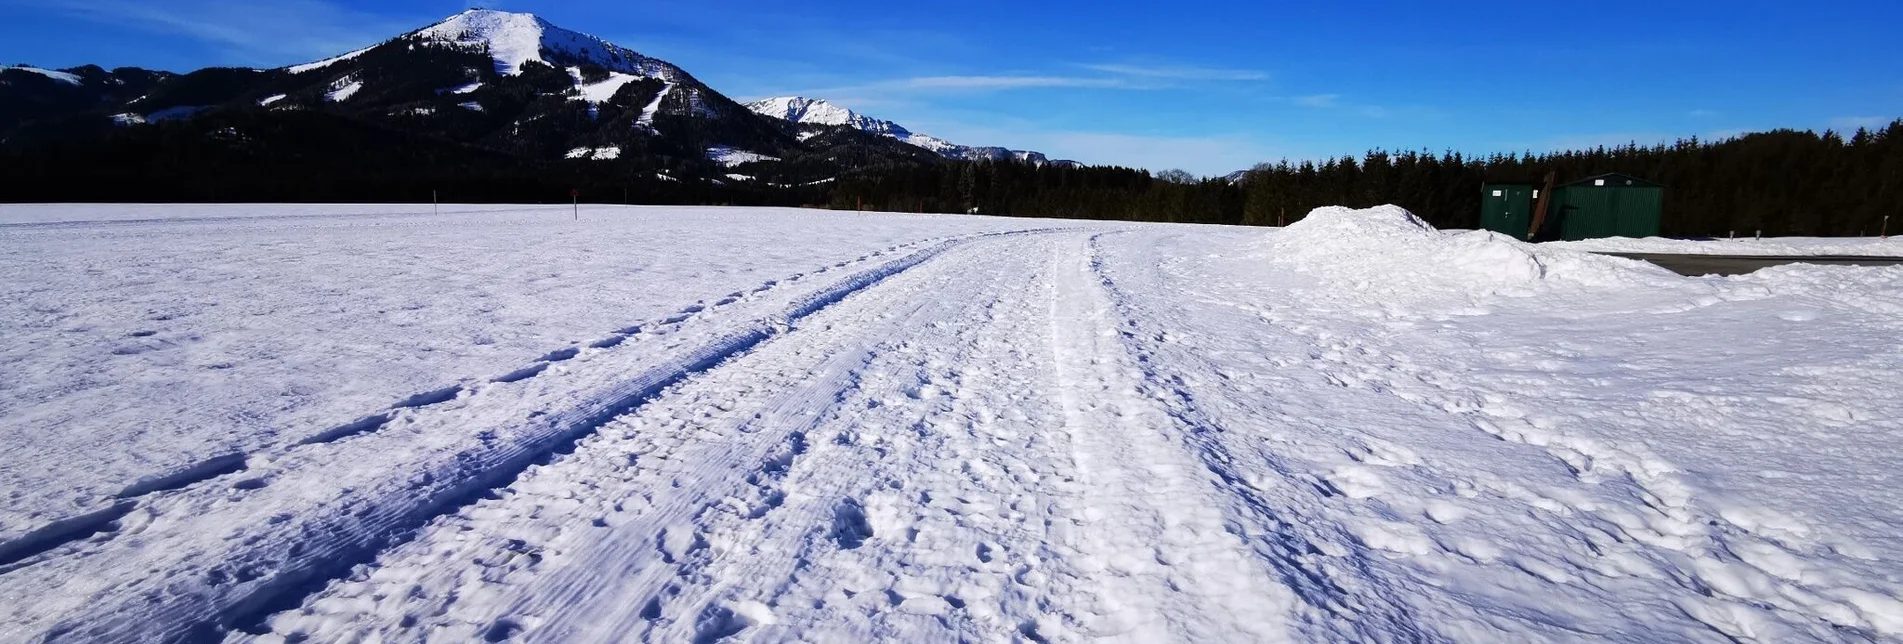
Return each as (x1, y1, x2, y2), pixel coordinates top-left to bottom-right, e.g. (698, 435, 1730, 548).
(1080, 63, 1267, 82)
(902, 75, 1133, 90)
(16, 0, 419, 65)
(796, 74, 1147, 97)
(785, 58, 1268, 99)
(1292, 94, 1340, 108)
(1278, 93, 1404, 119)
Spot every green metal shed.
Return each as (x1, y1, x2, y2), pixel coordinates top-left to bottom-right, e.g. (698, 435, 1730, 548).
(1479, 183, 1536, 239)
(1545, 173, 1664, 240)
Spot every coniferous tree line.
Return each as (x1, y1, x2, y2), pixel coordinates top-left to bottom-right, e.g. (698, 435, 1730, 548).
(6, 111, 1898, 239)
(832, 121, 1903, 238)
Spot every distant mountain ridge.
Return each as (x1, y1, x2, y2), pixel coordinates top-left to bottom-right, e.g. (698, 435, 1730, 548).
(0, 9, 1064, 188)
(746, 96, 1071, 166)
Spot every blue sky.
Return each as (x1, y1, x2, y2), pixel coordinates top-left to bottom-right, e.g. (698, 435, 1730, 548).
(4, 0, 1899, 175)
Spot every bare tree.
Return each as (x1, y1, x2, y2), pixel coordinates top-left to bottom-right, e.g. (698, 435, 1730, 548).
(1155, 168, 1198, 184)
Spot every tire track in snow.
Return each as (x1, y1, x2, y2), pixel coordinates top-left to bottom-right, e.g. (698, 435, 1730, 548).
(643, 234, 1099, 643)
(0, 235, 954, 573)
(1042, 233, 1300, 642)
(241, 231, 1077, 643)
(0, 229, 1060, 643)
(1073, 232, 1439, 642)
(521, 244, 1027, 644)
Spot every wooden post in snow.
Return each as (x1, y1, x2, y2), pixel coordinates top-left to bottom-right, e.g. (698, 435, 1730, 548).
(1525, 171, 1557, 241)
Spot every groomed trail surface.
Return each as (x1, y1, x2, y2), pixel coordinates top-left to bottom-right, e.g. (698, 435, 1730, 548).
(2, 205, 1900, 643)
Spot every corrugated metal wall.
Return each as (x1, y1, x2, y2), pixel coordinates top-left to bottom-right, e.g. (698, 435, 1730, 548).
(1553, 185, 1663, 240)
(1614, 186, 1664, 238)
(1480, 184, 1534, 238)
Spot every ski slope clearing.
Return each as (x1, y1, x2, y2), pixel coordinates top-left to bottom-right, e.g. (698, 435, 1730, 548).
(1, 205, 1899, 643)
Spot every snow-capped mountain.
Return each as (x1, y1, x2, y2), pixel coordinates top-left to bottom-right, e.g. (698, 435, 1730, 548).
(277, 9, 734, 129)
(2, 9, 1073, 189)
(748, 96, 1059, 165)
(745, 97, 895, 134)
(295, 10, 678, 81)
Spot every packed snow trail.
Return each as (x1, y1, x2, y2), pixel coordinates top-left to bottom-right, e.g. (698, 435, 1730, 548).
(3, 205, 1901, 643)
(233, 230, 1299, 642)
(0, 230, 1049, 642)
(0, 205, 1023, 548)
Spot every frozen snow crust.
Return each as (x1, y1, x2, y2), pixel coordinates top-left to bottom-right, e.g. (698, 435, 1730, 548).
(2, 204, 1901, 642)
(1549, 234, 1903, 257)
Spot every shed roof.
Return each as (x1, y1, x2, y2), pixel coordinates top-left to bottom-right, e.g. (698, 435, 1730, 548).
(1562, 173, 1663, 188)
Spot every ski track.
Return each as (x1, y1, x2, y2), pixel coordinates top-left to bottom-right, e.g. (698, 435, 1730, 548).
(1072, 232, 1433, 642)
(0, 229, 1048, 643)
(5, 218, 1899, 643)
(246, 230, 1086, 643)
(0, 231, 961, 558)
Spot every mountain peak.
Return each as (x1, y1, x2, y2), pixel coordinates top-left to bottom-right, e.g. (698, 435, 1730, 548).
(414, 9, 548, 75)
(747, 97, 899, 134)
(287, 8, 673, 80)
(748, 96, 1055, 165)
(415, 9, 610, 76)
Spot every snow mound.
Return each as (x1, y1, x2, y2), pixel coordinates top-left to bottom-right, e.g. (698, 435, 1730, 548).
(1270, 205, 1678, 295)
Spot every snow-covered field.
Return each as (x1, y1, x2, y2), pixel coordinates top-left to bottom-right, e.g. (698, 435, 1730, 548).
(1548, 234, 1903, 256)
(2, 204, 1900, 643)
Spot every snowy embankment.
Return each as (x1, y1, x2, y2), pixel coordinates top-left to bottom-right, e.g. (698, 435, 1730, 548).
(0, 204, 1899, 643)
(1548, 234, 1903, 256)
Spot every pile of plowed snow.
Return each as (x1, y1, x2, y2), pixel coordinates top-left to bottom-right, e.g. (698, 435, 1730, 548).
(1264, 205, 1682, 297)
